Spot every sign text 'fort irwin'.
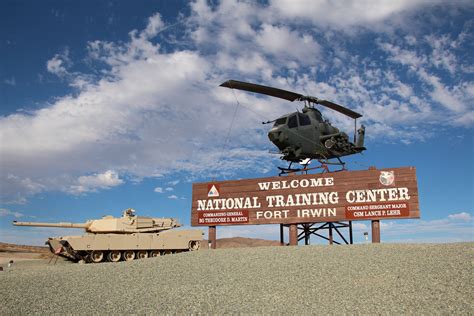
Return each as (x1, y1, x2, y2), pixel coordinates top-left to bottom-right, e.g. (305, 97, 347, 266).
(191, 167, 420, 226)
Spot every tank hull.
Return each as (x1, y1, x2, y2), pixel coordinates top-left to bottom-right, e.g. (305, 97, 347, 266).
(47, 229, 204, 262)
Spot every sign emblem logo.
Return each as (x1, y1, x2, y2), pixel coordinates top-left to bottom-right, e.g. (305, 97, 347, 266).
(379, 171, 395, 186)
(207, 184, 220, 197)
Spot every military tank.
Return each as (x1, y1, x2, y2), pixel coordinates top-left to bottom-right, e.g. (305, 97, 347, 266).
(13, 208, 204, 263)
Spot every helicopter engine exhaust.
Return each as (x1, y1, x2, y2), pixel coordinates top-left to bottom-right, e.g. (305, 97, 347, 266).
(320, 132, 342, 149)
(324, 138, 335, 149)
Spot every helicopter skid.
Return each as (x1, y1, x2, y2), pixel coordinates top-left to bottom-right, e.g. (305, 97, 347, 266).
(278, 158, 346, 176)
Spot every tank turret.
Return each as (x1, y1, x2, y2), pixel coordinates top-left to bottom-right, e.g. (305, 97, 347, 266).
(12, 208, 203, 263)
(13, 208, 181, 233)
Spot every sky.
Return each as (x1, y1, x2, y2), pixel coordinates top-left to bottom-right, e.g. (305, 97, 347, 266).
(0, 0, 473, 246)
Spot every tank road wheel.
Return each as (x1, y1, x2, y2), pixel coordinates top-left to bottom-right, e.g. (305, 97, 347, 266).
(90, 250, 104, 263)
(107, 250, 121, 262)
(122, 250, 135, 261)
(149, 250, 161, 258)
(189, 240, 200, 251)
(137, 250, 148, 260)
(162, 250, 172, 255)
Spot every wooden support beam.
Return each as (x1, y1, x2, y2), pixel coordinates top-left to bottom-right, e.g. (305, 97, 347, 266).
(209, 226, 217, 249)
(371, 220, 380, 243)
(289, 224, 298, 246)
(349, 221, 353, 244)
(328, 222, 333, 245)
(302, 224, 308, 245)
(280, 224, 284, 245)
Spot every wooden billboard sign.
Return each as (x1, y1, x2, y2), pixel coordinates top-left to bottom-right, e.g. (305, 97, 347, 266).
(191, 167, 419, 226)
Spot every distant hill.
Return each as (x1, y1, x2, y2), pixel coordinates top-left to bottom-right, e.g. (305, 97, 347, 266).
(0, 242, 51, 264)
(213, 237, 282, 248)
(0, 242, 49, 253)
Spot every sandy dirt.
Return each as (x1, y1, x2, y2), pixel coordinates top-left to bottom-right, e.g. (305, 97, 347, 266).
(2, 242, 472, 314)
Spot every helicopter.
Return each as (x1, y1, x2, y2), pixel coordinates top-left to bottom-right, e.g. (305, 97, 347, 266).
(220, 80, 366, 174)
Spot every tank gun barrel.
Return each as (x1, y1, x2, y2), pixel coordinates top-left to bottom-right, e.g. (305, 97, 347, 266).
(13, 221, 88, 228)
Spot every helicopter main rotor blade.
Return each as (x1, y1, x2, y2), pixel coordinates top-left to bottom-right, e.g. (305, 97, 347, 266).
(307, 97, 362, 119)
(220, 80, 302, 102)
(220, 79, 362, 119)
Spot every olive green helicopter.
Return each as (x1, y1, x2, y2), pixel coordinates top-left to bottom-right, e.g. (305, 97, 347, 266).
(220, 80, 366, 174)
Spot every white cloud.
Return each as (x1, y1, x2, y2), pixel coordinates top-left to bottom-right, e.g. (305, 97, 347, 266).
(378, 39, 471, 123)
(142, 13, 165, 39)
(454, 111, 474, 126)
(256, 24, 321, 65)
(46, 49, 71, 77)
(0, 208, 24, 218)
(47, 56, 67, 75)
(3, 77, 16, 86)
(378, 42, 426, 69)
(153, 187, 163, 193)
(165, 187, 173, 192)
(0, 9, 279, 202)
(377, 213, 473, 242)
(417, 69, 466, 113)
(1, 175, 44, 204)
(405, 35, 417, 45)
(69, 170, 123, 194)
(448, 212, 472, 221)
(425, 34, 458, 75)
(351, 222, 369, 231)
(0, 2, 472, 203)
(190, 0, 259, 47)
(269, 0, 437, 30)
(167, 180, 180, 186)
(168, 195, 178, 200)
(215, 51, 273, 76)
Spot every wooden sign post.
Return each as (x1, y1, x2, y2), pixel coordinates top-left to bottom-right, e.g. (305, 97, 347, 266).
(209, 226, 217, 249)
(372, 220, 381, 243)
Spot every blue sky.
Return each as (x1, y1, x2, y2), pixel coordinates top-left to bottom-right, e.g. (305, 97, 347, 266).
(1, 0, 473, 245)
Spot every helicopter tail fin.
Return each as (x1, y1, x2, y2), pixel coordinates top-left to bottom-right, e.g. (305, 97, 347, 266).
(355, 125, 365, 149)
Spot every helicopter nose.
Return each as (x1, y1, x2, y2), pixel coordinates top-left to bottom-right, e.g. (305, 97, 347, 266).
(268, 129, 287, 147)
(268, 130, 279, 142)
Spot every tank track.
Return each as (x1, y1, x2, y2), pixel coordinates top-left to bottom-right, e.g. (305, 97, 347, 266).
(49, 240, 201, 263)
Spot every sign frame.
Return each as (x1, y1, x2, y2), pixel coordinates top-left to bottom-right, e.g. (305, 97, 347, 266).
(191, 167, 420, 227)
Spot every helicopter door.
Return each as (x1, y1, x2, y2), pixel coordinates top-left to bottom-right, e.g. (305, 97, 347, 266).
(286, 114, 298, 149)
(296, 113, 315, 154)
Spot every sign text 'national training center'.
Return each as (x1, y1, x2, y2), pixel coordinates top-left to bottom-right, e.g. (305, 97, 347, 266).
(191, 167, 419, 226)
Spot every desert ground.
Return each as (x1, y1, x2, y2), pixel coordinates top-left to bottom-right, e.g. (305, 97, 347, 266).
(1, 241, 472, 314)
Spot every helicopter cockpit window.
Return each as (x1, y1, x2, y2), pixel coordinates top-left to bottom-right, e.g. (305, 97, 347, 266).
(313, 109, 323, 122)
(288, 115, 298, 128)
(298, 113, 311, 126)
(273, 117, 287, 127)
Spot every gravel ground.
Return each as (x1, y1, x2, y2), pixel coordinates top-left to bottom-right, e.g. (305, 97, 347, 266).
(1, 243, 472, 314)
